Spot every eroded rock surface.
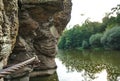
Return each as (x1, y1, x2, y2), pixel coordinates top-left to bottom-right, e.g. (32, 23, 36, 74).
(0, 0, 19, 70)
(0, 0, 72, 79)
(0, 0, 18, 81)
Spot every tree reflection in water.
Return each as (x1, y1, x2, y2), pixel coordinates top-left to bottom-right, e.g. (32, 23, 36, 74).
(5, 50, 120, 81)
(57, 49, 120, 81)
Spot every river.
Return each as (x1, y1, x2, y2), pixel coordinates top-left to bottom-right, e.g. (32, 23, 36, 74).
(6, 49, 120, 81)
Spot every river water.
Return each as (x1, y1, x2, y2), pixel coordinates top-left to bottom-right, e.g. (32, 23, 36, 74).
(6, 49, 120, 81)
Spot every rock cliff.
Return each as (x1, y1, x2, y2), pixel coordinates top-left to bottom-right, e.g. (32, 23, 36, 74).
(0, 0, 19, 70)
(0, 0, 72, 79)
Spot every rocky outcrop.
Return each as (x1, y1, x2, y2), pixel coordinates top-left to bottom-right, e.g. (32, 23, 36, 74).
(54, 0, 72, 34)
(0, 0, 72, 79)
(0, 0, 19, 71)
(0, 0, 19, 80)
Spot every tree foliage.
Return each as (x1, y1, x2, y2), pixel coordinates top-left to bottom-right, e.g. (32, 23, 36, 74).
(82, 40, 89, 49)
(101, 27, 120, 50)
(89, 33, 103, 48)
(58, 4, 120, 50)
(58, 21, 104, 49)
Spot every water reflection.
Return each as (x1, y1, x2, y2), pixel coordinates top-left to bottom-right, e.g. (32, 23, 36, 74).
(30, 73, 59, 81)
(4, 75, 29, 81)
(56, 50, 120, 81)
(5, 73, 59, 81)
(56, 58, 108, 81)
(4, 50, 120, 81)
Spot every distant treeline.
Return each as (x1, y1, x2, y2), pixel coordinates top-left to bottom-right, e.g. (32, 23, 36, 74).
(58, 5, 120, 50)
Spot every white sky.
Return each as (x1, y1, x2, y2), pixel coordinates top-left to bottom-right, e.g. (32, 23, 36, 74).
(67, 0, 120, 28)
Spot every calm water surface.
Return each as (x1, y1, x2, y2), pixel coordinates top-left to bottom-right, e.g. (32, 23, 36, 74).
(7, 50, 120, 81)
(55, 50, 120, 81)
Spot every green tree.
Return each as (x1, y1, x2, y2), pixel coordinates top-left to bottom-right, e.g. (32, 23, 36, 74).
(58, 35, 66, 49)
(82, 40, 89, 49)
(89, 33, 103, 48)
(101, 26, 120, 50)
(58, 4, 120, 50)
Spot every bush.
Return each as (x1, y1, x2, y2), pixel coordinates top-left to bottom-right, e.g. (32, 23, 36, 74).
(101, 26, 120, 50)
(89, 33, 103, 48)
(82, 40, 89, 49)
(58, 36, 66, 49)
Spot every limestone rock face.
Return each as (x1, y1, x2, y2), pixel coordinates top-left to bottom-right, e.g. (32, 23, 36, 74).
(54, 0, 72, 35)
(0, 0, 19, 69)
(0, 0, 72, 78)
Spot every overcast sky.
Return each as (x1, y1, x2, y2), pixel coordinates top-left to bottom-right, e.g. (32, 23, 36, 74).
(67, 0, 120, 28)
